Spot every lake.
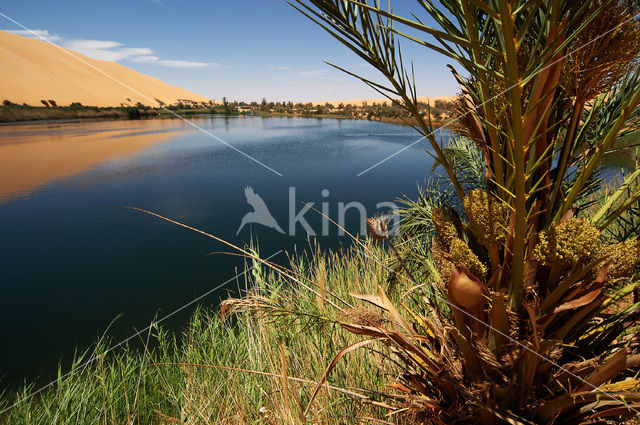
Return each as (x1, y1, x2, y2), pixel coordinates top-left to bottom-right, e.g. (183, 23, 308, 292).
(0, 116, 445, 387)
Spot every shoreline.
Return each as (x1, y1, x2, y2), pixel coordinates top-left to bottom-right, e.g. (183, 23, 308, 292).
(1, 98, 457, 126)
(0, 107, 448, 127)
(0, 105, 154, 123)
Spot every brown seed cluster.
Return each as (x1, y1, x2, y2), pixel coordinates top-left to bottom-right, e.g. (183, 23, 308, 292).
(606, 239, 640, 280)
(463, 189, 510, 247)
(430, 207, 488, 281)
(432, 241, 454, 284)
(449, 238, 487, 279)
(367, 215, 389, 242)
(431, 208, 458, 247)
(535, 218, 601, 266)
(340, 307, 387, 327)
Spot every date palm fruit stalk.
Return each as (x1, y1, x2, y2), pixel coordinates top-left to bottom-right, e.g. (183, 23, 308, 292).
(290, 0, 640, 422)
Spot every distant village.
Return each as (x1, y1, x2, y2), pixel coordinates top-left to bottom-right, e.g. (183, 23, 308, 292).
(167, 97, 457, 123)
(1, 96, 457, 124)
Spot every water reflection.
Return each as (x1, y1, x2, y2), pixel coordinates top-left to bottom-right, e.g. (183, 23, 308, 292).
(0, 116, 434, 386)
(0, 120, 187, 202)
(0, 115, 635, 388)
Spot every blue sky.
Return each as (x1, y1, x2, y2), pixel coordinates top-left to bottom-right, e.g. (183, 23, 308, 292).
(1, 0, 458, 102)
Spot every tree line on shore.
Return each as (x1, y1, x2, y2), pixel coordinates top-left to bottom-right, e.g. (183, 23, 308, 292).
(1, 97, 457, 123)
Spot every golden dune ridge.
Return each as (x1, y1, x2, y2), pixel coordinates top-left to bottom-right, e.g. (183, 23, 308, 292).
(0, 30, 210, 107)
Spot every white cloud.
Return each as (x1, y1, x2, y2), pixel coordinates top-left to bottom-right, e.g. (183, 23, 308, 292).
(64, 39, 132, 61)
(66, 39, 122, 50)
(65, 39, 211, 67)
(6, 29, 61, 42)
(270, 65, 291, 71)
(118, 47, 154, 56)
(154, 59, 211, 68)
(130, 55, 212, 68)
(129, 55, 160, 63)
(5, 28, 211, 68)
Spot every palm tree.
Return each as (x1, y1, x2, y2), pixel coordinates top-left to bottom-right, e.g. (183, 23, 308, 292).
(287, 0, 640, 422)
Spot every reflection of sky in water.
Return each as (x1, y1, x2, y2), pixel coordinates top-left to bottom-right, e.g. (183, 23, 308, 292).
(0, 116, 441, 387)
(0, 115, 635, 388)
(0, 117, 629, 388)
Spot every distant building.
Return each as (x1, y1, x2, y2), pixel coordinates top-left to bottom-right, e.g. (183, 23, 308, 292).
(176, 99, 201, 106)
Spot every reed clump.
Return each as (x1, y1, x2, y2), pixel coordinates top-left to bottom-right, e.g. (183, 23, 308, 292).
(0, 242, 399, 424)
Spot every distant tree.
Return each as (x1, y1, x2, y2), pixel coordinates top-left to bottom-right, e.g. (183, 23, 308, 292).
(47, 100, 57, 107)
(224, 103, 238, 115)
(41, 100, 50, 107)
(434, 99, 453, 110)
(126, 107, 140, 119)
(2, 100, 15, 106)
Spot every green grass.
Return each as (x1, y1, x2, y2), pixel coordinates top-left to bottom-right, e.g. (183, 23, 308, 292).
(0, 242, 397, 424)
(0, 104, 135, 122)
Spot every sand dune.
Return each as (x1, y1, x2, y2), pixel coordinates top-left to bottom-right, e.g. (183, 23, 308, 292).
(314, 96, 456, 107)
(0, 30, 210, 107)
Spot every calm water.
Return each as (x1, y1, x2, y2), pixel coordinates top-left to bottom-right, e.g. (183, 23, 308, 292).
(0, 116, 446, 386)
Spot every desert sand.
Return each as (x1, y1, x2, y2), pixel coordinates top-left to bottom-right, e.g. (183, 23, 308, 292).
(314, 96, 456, 107)
(0, 30, 210, 107)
